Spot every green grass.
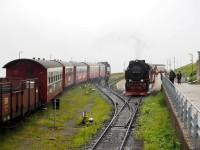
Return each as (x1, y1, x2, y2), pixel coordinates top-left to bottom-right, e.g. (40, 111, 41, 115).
(135, 92, 181, 150)
(175, 63, 197, 82)
(108, 73, 124, 84)
(0, 84, 112, 150)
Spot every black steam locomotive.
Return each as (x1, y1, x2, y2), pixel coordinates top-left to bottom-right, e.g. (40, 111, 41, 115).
(125, 60, 154, 96)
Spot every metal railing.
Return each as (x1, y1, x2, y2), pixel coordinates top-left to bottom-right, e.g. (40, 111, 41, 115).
(162, 76, 200, 149)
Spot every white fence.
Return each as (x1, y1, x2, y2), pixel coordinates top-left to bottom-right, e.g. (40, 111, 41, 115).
(162, 76, 200, 149)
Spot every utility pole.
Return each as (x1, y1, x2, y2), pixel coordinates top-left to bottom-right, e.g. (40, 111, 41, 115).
(169, 58, 171, 70)
(176, 58, 180, 68)
(123, 61, 126, 71)
(49, 54, 53, 60)
(189, 53, 193, 75)
(166, 59, 168, 70)
(198, 51, 200, 80)
(173, 57, 175, 70)
(18, 51, 23, 59)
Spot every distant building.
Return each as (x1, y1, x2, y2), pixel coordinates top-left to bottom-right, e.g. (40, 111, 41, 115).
(152, 64, 166, 73)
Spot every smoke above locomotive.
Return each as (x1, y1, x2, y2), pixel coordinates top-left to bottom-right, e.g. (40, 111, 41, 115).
(125, 60, 155, 96)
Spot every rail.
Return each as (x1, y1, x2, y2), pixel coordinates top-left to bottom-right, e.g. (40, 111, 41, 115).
(95, 85, 118, 116)
(119, 97, 142, 150)
(162, 76, 200, 149)
(91, 87, 131, 150)
(108, 76, 124, 88)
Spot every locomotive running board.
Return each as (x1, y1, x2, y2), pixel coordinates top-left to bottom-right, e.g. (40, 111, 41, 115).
(125, 91, 147, 96)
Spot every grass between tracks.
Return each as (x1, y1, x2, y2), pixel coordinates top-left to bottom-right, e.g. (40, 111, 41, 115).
(135, 92, 181, 150)
(0, 84, 112, 150)
(108, 72, 124, 84)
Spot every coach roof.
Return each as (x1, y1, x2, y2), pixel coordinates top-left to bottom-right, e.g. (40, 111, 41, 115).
(83, 62, 99, 66)
(69, 61, 87, 66)
(54, 60, 73, 67)
(3, 58, 62, 69)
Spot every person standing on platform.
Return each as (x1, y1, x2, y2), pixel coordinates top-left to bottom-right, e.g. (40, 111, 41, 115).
(169, 70, 176, 84)
(176, 71, 182, 84)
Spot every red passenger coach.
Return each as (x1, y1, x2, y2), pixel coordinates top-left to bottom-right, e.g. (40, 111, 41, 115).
(56, 61, 74, 89)
(70, 62, 88, 84)
(84, 62, 100, 81)
(99, 63, 106, 78)
(3, 58, 63, 104)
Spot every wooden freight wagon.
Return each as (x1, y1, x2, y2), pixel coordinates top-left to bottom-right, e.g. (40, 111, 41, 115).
(0, 78, 39, 123)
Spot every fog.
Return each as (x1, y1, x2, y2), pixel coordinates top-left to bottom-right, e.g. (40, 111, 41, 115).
(0, 0, 200, 76)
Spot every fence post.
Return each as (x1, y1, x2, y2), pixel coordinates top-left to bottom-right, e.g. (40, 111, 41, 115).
(170, 85, 175, 104)
(177, 95, 181, 117)
(183, 100, 188, 128)
(180, 96, 183, 121)
(193, 112, 199, 149)
(177, 93, 180, 112)
(188, 105, 192, 136)
(173, 88, 177, 106)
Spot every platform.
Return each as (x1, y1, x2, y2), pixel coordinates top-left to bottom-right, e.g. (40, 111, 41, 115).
(152, 74, 162, 91)
(116, 79, 125, 91)
(175, 83, 200, 110)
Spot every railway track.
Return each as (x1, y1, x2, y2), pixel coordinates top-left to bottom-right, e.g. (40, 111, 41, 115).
(87, 85, 142, 150)
(108, 76, 124, 88)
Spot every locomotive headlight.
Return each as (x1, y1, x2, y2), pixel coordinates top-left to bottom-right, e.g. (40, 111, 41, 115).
(140, 79, 144, 82)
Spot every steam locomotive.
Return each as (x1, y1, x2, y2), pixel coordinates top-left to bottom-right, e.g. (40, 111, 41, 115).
(125, 60, 155, 96)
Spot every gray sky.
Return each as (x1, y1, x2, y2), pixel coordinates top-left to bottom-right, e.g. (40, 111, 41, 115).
(0, 0, 200, 76)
